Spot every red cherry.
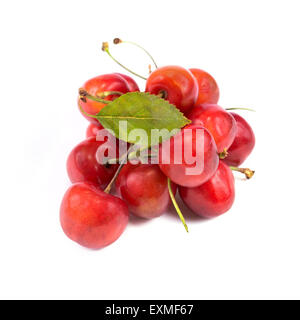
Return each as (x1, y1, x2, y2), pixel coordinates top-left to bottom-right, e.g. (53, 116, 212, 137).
(78, 73, 131, 125)
(145, 66, 198, 113)
(159, 124, 219, 187)
(115, 162, 177, 219)
(114, 73, 140, 92)
(86, 123, 104, 138)
(60, 182, 129, 249)
(189, 68, 220, 104)
(179, 161, 235, 218)
(67, 136, 119, 189)
(223, 112, 255, 167)
(186, 104, 237, 153)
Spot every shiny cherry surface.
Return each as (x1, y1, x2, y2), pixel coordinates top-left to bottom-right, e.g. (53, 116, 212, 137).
(115, 73, 140, 92)
(179, 161, 235, 218)
(159, 124, 219, 187)
(60, 182, 129, 249)
(145, 65, 198, 113)
(116, 162, 177, 219)
(189, 68, 219, 104)
(67, 136, 119, 189)
(223, 112, 255, 167)
(78, 73, 131, 124)
(187, 104, 237, 153)
(86, 122, 104, 138)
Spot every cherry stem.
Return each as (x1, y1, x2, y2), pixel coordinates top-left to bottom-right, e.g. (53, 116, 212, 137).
(230, 166, 255, 179)
(102, 42, 147, 80)
(157, 91, 166, 99)
(219, 148, 228, 159)
(127, 145, 151, 161)
(104, 162, 125, 194)
(79, 88, 109, 104)
(167, 178, 189, 233)
(226, 107, 256, 112)
(107, 146, 158, 165)
(104, 146, 134, 194)
(113, 38, 158, 69)
(97, 91, 123, 98)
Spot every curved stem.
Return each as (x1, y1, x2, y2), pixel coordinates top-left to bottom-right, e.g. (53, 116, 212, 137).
(104, 146, 133, 194)
(107, 147, 158, 165)
(230, 166, 255, 179)
(102, 42, 147, 80)
(79, 88, 109, 104)
(97, 91, 123, 98)
(127, 145, 149, 161)
(114, 38, 158, 69)
(226, 107, 256, 112)
(168, 178, 189, 233)
(104, 162, 125, 194)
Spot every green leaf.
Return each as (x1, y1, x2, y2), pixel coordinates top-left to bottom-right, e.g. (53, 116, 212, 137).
(96, 92, 190, 147)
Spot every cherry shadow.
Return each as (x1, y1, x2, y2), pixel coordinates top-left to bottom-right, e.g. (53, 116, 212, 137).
(165, 194, 210, 224)
(129, 214, 152, 226)
(126, 193, 212, 227)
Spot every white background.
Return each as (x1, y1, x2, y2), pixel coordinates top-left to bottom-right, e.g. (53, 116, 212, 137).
(0, 0, 299, 299)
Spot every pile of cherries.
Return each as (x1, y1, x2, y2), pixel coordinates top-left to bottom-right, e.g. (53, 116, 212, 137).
(60, 40, 255, 250)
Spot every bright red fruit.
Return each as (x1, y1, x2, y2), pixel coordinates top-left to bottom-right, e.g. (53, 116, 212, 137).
(186, 104, 237, 153)
(115, 73, 140, 92)
(145, 66, 198, 113)
(189, 68, 219, 104)
(115, 162, 177, 219)
(223, 112, 255, 167)
(78, 73, 132, 125)
(67, 136, 119, 189)
(179, 161, 235, 218)
(60, 182, 129, 249)
(159, 124, 219, 187)
(86, 122, 104, 138)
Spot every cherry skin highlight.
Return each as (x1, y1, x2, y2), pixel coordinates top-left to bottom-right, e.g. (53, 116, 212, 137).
(145, 65, 198, 113)
(86, 122, 104, 138)
(115, 73, 140, 92)
(159, 124, 219, 188)
(186, 104, 237, 153)
(78, 73, 131, 125)
(179, 161, 235, 218)
(60, 182, 129, 249)
(223, 112, 255, 167)
(189, 68, 220, 104)
(115, 162, 177, 219)
(67, 136, 119, 189)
